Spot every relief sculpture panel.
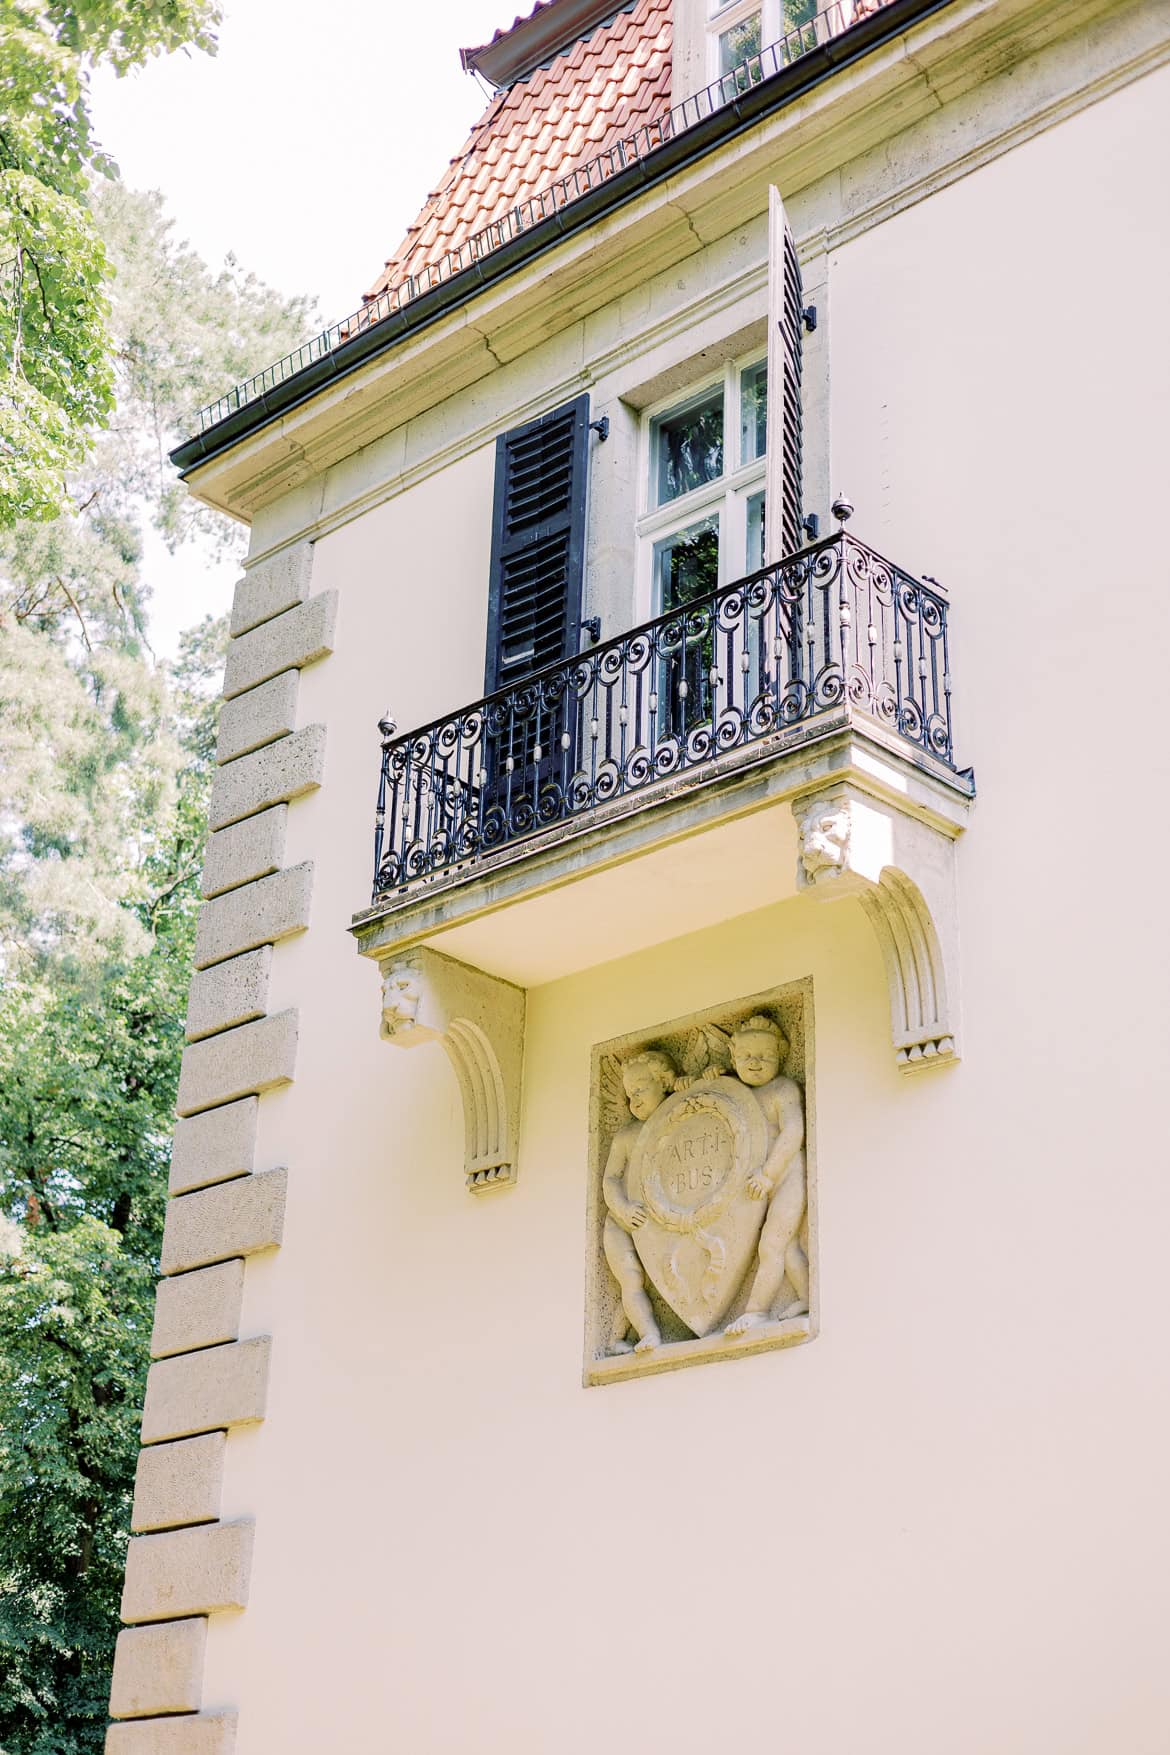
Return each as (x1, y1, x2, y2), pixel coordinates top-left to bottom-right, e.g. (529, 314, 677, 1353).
(586, 980, 815, 1385)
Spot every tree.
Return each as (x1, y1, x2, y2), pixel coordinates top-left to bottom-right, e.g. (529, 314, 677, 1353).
(0, 178, 313, 1748)
(0, 0, 222, 525)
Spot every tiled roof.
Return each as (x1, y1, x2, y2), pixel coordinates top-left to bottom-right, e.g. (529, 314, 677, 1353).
(364, 0, 672, 304)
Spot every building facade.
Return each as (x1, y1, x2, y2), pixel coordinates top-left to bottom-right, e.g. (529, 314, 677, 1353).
(108, 0, 1170, 1749)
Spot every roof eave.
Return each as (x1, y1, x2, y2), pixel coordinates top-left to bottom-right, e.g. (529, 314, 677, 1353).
(172, 0, 954, 480)
(461, 0, 635, 88)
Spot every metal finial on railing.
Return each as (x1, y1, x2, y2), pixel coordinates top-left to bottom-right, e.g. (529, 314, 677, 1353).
(831, 492, 855, 528)
(373, 709, 398, 898)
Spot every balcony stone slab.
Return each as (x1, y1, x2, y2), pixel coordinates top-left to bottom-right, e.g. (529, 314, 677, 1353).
(132, 1433, 226, 1532)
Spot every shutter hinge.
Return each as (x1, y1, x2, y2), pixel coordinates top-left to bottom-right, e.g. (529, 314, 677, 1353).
(580, 616, 601, 645)
(802, 513, 819, 542)
(802, 304, 817, 333)
(589, 416, 609, 441)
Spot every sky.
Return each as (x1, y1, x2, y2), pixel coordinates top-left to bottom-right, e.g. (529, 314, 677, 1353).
(89, 0, 511, 653)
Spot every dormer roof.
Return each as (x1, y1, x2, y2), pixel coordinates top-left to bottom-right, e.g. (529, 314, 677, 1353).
(362, 0, 671, 307)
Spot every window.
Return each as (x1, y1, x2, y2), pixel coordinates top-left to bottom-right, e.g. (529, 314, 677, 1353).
(639, 355, 770, 620)
(708, 0, 826, 93)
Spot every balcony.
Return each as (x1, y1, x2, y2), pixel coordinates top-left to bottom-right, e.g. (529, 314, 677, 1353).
(352, 529, 976, 1189)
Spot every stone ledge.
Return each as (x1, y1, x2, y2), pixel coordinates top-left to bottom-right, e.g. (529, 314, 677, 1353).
(109, 1616, 207, 1719)
(208, 725, 326, 833)
(176, 1011, 298, 1118)
(106, 1714, 237, 1755)
(132, 1433, 225, 1533)
(141, 1336, 272, 1446)
(193, 864, 312, 972)
(230, 541, 312, 637)
(222, 590, 337, 700)
(216, 669, 298, 765)
(161, 1169, 287, 1276)
(121, 1519, 254, 1623)
(170, 1099, 257, 1197)
(185, 946, 272, 1041)
(151, 1260, 246, 1360)
(201, 806, 287, 900)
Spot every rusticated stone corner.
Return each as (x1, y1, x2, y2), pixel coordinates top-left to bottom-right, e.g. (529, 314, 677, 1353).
(151, 1259, 246, 1359)
(201, 805, 287, 900)
(170, 1097, 257, 1196)
(176, 1011, 298, 1117)
(207, 725, 326, 833)
(106, 1712, 237, 1754)
(132, 1432, 226, 1533)
(121, 1519, 254, 1623)
(222, 590, 337, 700)
(161, 1168, 288, 1276)
(230, 540, 313, 637)
(109, 1616, 207, 1719)
(141, 1336, 272, 1445)
(185, 946, 272, 1042)
(193, 863, 313, 971)
(216, 669, 298, 765)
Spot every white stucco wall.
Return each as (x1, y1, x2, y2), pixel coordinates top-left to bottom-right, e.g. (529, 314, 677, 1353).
(201, 52, 1170, 1755)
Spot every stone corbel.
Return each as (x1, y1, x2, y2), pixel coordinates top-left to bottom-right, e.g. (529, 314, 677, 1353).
(378, 947, 525, 1192)
(792, 784, 962, 1071)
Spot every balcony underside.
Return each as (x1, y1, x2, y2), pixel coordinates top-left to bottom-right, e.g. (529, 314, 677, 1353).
(350, 708, 972, 990)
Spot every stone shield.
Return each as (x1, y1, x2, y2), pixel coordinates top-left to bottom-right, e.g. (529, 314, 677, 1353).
(627, 1077, 768, 1337)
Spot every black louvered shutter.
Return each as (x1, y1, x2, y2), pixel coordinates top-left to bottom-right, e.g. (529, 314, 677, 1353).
(779, 218, 804, 560)
(485, 395, 589, 695)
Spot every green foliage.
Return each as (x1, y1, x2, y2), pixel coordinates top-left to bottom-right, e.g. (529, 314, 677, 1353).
(0, 159, 313, 1755)
(0, 0, 222, 525)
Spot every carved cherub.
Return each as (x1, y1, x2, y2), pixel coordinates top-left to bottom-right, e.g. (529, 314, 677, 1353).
(723, 1013, 809, 1334)
(798, 799, 851, 884)
(599, 1047, 678, 1354)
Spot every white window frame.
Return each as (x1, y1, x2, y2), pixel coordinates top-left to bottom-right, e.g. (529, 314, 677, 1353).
(635, 351, 769, 624)
(706, 0, 781, 84)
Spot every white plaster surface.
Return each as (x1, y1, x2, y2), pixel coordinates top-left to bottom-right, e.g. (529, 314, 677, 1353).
(198, 57, 1170, 1755)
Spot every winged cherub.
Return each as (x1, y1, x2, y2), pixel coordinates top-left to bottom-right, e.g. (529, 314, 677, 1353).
(600, 1047, 678, 1354)
(723, 1013, 809, 1334)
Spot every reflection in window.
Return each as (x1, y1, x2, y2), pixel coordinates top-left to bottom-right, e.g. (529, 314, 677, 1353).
(740, 360, 767, 465)
(718, 12, 763, 80)
(654, 514, 720, 611)
(747, 491, 766, 572)
(652, 393, 724, 507)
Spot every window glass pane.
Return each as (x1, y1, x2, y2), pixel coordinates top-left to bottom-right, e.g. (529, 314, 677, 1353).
(652, 391, 724, 506)
(719, 13, 763, 80)
(747, 492, 766, 571)
(654, 515, 720, 612)
(740, 360, 767, 465)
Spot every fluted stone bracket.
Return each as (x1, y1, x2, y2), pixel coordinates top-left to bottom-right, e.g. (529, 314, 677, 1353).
(378, 947, 526, 1193)
(792, 783, 964, 1071)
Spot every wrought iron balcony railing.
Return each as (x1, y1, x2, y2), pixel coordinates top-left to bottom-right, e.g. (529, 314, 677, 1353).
(370, 532, 963, 902)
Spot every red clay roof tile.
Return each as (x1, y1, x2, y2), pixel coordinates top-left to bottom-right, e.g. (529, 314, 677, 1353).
(363, 0, 671, 305)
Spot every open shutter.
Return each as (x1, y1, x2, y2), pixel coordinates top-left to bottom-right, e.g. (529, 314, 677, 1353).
(765, 187, 804, 563)
(485, 394, 589, 693)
